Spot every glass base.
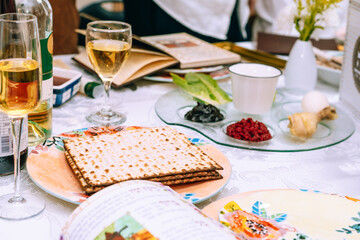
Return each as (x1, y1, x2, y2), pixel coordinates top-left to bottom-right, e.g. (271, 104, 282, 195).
(0, 193, 45, 221)
(86, 110, 126, 126)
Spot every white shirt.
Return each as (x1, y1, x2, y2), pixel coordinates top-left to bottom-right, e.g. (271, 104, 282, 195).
(153, 0, 250, 40)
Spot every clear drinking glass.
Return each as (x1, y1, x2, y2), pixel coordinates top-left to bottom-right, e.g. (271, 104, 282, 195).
(85, 21, 132, 125)
(0, 13, 45, 220)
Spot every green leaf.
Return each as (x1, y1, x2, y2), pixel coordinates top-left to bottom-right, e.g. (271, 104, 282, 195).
(341, 228, 352, 234)
(55, 145, 64, 152)
(349, 224, 360, 230)
(171, 72, 232, 105)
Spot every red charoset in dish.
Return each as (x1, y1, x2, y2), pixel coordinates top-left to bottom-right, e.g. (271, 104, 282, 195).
(226, 118, 272, 142)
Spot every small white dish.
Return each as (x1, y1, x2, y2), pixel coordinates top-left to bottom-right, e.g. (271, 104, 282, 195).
(53, 67, 82, 107)
(317, 50, 343, 87)
(317, 65, 341, 87)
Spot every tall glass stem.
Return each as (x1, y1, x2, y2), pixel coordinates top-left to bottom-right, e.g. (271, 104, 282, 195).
(9, 116, 25, 203)
(86, 76, 126, 125)
(100, 79, 112, 116)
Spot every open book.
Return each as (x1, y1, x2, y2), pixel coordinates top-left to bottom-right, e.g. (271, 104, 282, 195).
(73, 32, 240, 88)
(60, 180, 238, 240)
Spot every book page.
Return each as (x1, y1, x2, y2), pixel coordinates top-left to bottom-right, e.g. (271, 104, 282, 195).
(141, 33, 241, 68)
(61, 180, 238, 240)
(115, 50, 177, 86)
(73, 49, 178, 87)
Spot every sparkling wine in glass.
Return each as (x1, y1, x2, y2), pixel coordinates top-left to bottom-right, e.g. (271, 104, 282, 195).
(86, 21, 132, 125)
(0, 13, 45, 220)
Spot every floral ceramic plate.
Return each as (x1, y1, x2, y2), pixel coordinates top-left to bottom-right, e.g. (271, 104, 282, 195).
(26, 126, 231, 205)
(202, 189, 360, 239)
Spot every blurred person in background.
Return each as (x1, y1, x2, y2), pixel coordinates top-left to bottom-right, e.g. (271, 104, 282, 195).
(124, 0, 257, 42)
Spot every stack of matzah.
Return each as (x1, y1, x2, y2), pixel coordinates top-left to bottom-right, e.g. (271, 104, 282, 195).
(63, 127, 223, 194)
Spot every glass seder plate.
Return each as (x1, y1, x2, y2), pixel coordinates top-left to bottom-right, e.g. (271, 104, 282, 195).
(155, 88, 355, 152)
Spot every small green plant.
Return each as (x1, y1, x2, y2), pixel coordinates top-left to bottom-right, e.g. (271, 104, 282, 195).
(293, 0, 343, 41)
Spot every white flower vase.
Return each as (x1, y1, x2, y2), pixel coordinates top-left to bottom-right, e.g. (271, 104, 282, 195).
(284, 39, 317, 91)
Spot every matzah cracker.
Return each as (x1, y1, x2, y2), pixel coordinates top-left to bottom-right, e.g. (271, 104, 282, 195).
(160, 175, 223, 185)
(63, 127, 223, 192)
(65, 150, 222, 194)
(65, 151, 104, 194)
(147, 170, 221, 181)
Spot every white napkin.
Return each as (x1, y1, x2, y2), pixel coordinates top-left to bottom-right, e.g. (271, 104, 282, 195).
(154, 0, 249, 40)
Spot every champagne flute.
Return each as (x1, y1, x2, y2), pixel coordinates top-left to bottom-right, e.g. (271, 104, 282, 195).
(86, 21, 132, 125)
(0, 13, 45, 220)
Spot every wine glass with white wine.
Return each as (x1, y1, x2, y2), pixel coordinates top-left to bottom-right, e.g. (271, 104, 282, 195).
(0, 13, 45, 220)
(86, 21, 132, 125)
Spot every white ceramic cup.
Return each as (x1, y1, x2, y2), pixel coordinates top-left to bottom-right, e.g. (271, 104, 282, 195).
(228, 63, 282, 115)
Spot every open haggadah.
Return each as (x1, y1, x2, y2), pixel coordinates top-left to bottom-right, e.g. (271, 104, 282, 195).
(63, 126, 223, 194)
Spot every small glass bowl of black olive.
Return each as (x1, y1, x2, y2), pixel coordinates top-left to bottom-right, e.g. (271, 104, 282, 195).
(184, 102, 225, 123)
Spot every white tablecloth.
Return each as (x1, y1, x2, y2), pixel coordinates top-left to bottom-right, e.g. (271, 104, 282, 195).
(1, 54, 360, 239)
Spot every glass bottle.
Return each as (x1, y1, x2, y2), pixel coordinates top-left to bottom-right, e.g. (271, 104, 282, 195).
(16, 0, 53, 146)
(0, 0, 28, 175)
